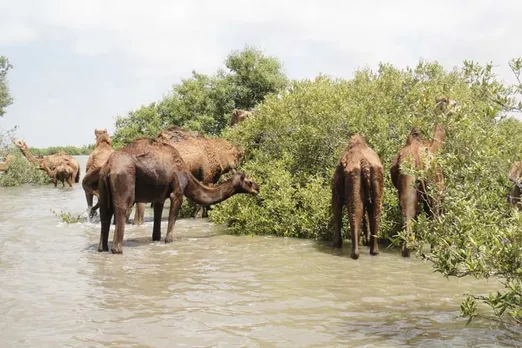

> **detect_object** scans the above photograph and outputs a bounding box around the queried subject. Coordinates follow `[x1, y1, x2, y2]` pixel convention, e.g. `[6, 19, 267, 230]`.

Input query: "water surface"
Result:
[0, 156, 520, 347]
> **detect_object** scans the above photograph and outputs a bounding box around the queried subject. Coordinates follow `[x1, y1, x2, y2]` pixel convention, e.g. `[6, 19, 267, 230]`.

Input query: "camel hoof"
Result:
[350, 251, 360, 260]
[152, 234, 161, 242]
[401, 247, 411, 258]
[111, 247, 123, 254]
[370, 249, 379, 256]
[164, 236, 173, 244]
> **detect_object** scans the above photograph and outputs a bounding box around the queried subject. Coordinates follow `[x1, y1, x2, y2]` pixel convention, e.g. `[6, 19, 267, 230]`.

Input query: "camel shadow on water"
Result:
[83, 216, 227, 252]
[313, 239, 402, 259]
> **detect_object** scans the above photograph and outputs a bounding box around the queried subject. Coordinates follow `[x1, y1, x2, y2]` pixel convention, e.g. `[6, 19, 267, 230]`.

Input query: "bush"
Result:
[209, 59, 522, 323]
[0, 152, 50, 186]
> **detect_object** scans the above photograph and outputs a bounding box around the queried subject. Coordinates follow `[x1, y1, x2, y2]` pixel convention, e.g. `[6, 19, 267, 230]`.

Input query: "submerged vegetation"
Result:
[1, 48, 521, 323]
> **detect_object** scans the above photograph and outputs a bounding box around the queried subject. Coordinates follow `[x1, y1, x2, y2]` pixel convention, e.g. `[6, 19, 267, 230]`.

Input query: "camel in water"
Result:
[390, 96, 460, 257]
[332, 135, 384, 259]
[12, 139, 81, 183]
[98, 137, 259, 254]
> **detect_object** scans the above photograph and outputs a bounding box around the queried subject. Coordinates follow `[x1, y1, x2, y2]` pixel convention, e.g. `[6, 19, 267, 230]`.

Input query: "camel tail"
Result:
[360, 158, 372, 204]
[75, 164, 81, 183]
[99, 170, 112, 211]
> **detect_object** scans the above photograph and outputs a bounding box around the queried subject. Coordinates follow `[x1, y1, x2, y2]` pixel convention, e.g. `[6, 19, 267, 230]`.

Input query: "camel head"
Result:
[94, 128, 108, 137]
[231, 172, 260, 195]
[230, 109, 252, 126]
[347, 134, 367, 149]
[13, 139, 28, 150]
[405, 127, 422, 145]
[435, 96, 461, 115]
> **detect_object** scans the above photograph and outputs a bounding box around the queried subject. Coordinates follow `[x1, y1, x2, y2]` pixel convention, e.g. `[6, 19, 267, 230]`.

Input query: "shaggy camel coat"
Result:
[332, 135, 384, 260]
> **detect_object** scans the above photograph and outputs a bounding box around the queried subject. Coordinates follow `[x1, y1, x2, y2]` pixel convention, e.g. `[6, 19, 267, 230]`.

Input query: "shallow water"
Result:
[0, 156, 520, 347]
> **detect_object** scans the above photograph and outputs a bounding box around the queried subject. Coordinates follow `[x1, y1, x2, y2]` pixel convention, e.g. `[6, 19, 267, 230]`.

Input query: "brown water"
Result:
[0, 156, 520, 347]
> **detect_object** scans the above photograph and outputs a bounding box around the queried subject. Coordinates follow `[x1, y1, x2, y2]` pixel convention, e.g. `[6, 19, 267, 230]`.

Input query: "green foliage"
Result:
[0, 56, 13, 117]
[112, 102, 165, 148]
[112, 47, 288, 146]
[51, 209, 83, 224]
[29, 144, 94, 156]
[0, 152, 50, 187]
[210, 59, 522, 323]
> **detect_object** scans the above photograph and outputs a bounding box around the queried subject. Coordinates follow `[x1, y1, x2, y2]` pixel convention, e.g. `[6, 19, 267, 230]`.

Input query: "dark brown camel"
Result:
[98, 138, 259, 254]
[332, 135, 384, 259]
[508, 161, 522, 209]
[40, 161, 74, 187]
[13, 139, 81, 183]
[390, 97, 458, 257]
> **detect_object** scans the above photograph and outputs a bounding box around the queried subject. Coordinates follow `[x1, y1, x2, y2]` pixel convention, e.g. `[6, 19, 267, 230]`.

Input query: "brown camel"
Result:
[150, 126, 244, 218]
[82, 128, 115, 218]
[40, 161, 74, 187]
[332, 135, 384, 259]
[97, 138, 259, 254]
[13, 139, 81, 183]
[0, 154, 13, 172]
[508, 161, 522, 209]
[230, 109, 253, 127]
[390, 96, 459, 257]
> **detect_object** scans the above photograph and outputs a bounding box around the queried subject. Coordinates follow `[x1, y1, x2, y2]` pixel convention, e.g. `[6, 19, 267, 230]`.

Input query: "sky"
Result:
[0, 0, 521, 147]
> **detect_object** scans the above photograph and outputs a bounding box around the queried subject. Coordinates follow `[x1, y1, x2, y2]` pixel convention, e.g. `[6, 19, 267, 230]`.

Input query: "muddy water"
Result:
[0, 156, 520, 347]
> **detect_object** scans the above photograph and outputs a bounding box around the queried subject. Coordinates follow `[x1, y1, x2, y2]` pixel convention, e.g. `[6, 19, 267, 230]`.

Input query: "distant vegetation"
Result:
[0, 48, 521, 323]
[29, 144, 94, 156]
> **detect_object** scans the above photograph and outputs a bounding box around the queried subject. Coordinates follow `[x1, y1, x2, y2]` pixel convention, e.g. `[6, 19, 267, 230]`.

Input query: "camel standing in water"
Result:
[132, 126, 245, 219]
[390, 96, 459, 257]
[98, 138, 259, 254]
[40, 161, 74, 187]
[12, 139, 80, 183]
[332, 135, 384, 259]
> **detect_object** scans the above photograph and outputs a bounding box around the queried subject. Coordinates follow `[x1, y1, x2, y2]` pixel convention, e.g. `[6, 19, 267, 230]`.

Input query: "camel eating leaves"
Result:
[98, 138, 259, 254]
[390, 96, 459, 257]
[12, 139, 80, 183]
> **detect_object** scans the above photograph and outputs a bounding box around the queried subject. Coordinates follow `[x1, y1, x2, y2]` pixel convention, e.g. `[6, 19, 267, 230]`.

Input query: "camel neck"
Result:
[183, 173, 236, 205]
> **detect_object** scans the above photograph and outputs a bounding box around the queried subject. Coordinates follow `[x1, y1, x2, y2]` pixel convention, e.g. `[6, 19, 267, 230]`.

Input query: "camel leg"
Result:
[133, 203, 145, 226]
[347, 173, 363, 260]
[368, 167, 383, 256]
[111, 175, 135, 254]
[194, 204, 204, 219]
[400, 176, 418, 258]
[331, 165, 344, 248]
[165, 191, 183, 243]
[151, 201, 165, 242]
[111, 205, 128, 254]
[98, 200, 113, 253]
[82, 169, 100, 218]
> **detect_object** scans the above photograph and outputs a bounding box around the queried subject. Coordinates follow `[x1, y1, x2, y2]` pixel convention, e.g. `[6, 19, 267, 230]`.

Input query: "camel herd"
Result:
[3, 100, 522, 256]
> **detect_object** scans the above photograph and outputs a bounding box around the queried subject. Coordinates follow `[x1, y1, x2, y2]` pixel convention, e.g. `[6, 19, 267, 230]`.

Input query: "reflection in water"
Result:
[0, 156, 520, 347]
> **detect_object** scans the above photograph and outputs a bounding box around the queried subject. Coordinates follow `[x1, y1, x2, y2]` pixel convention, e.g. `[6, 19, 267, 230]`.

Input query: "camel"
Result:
[332, 135, 384, 259]
[0, 154, 13, 172]
[230, 109, 253, 127]
[149, 126, 245, 218]
[508, 161, 522, 209]
[12, 139, 80, 183]
[97, 137, 259, 254]
[82, 128, 115, 218]
[390, 96, 459, 257]
[40, 161, 74, 187]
